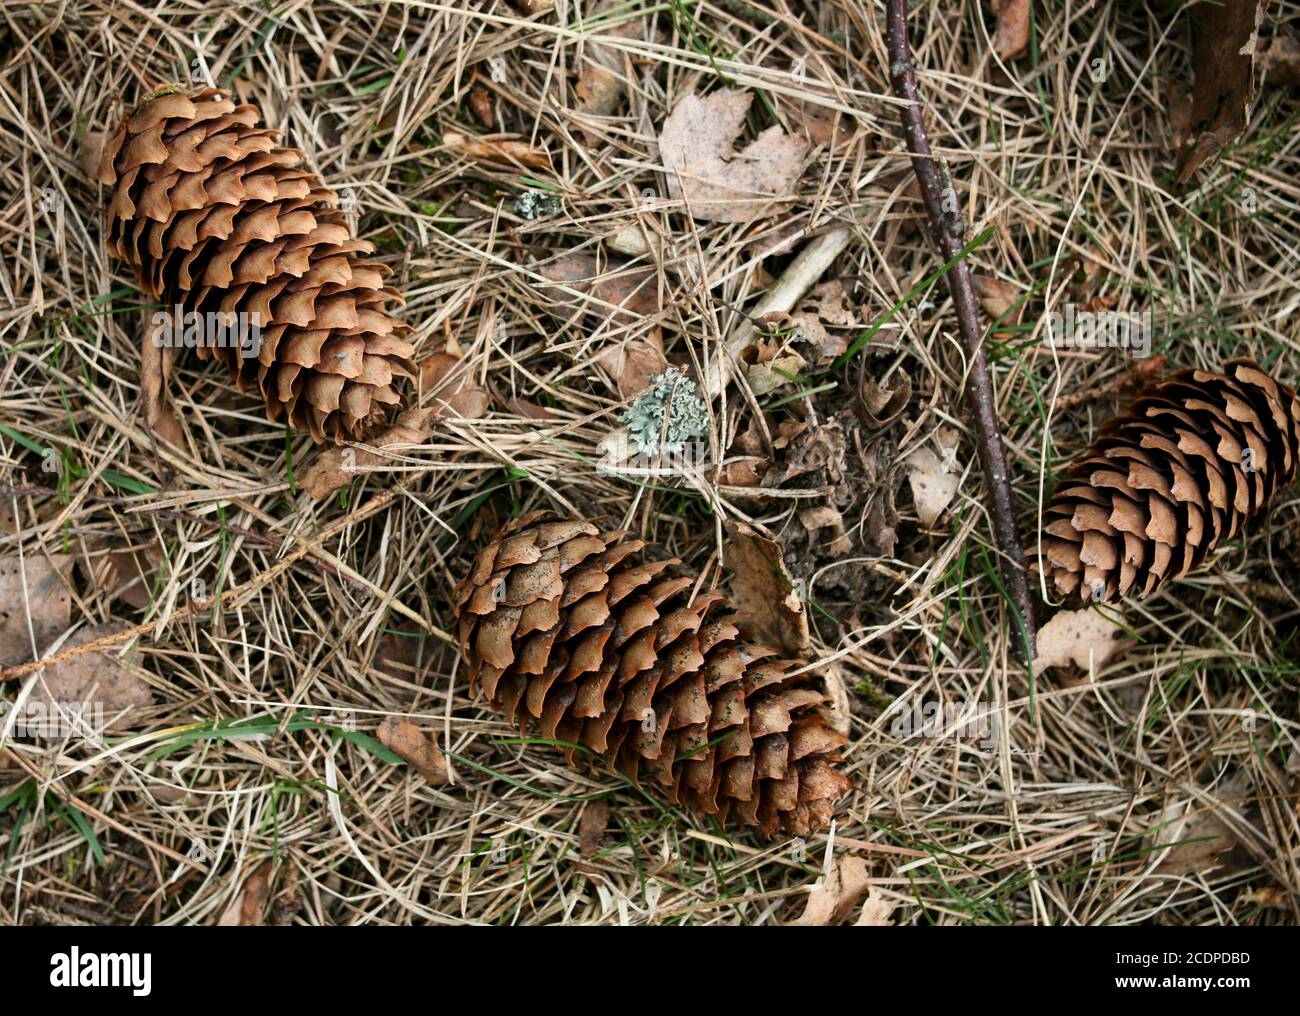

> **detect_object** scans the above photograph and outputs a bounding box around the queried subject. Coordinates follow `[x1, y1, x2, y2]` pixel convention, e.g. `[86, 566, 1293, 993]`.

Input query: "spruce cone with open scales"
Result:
[453, 513, 852, 836]
[97, 85, 414, 443]
[1040, 359, 1300, 603]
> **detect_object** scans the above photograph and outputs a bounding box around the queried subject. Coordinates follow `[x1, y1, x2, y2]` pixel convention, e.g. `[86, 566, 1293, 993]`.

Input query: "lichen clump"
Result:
[621, 367, 709, 454]
[512, 189, 562, 220]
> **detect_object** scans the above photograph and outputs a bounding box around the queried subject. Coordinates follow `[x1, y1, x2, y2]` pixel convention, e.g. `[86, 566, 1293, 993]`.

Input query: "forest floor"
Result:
[1, 0, 1298, 925]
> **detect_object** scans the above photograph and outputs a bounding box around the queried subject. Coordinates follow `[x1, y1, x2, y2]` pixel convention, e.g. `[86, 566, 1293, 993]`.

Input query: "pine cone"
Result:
[1040, 359, 1300, 602]
[97, 85, 414, 443]
[453, 513, 852, 836]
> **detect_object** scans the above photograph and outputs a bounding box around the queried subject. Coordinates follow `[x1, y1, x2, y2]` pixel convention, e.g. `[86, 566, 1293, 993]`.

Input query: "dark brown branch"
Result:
[885, 0, 1036, 664]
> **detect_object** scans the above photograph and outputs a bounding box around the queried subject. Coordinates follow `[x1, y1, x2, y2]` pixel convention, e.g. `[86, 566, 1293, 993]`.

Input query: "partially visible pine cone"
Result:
[97, 85, 414, 443]
[453, 513, 852, 836]
[1040, 359, 1300, 602]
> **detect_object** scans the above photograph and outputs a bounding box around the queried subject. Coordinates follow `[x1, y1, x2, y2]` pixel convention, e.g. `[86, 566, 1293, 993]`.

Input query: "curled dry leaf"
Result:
[904, 447, 959, 526]
[26, 622, 151, 736]
[377, 717, 451, 784]
[579, 797, 611, 857]
[658, 87, 808, 223]
[800, 505, 852, 557]
[792, 855, 871, 926]
[299, 407, 434, 500]
[443, 130, 550, 170]
[853, 373, 912, 429]
[1176, 0, 1268, 186]
[0, 554, 72, 667]
[1035, 607, 1125, 671]
[723, 520, 810, 657]
[789, 100, 859, 151]
[990, 0, 1031, 61]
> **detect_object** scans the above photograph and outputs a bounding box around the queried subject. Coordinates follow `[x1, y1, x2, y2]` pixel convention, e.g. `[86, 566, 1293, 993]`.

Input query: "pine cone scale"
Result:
[1040, 359, 1300, 602]
[100, 85, 413, 442]
[454, 513, 851, 836]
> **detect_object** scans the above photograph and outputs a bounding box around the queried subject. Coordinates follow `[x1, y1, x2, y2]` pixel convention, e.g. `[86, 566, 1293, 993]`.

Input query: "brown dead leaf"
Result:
[762, 418, 847, 487]
[217, 860, 273, 926]
[809, 279, 855, 327]
[508, 397, 560, 420]
[369, 625, 425, 687]
[80, 538, 162, 611]
[791, 855, 871, 926]
[658, 88, 807, 223]
[723, 520, 809, 656]
[80, 129, 107, 182]
[468, 83, 495, 129]
[853, 373, 912, 429]
[595, 329, 667, 398]
[537, 252, 665, 395]
[990, 0, 1031, 61]
[855, 885, 896, 926]
[139, 336, 183, 448]
[1035, 608, 1124, 671]
[904, 447, 959, 526]
[536, 252, 658, 326]
[579, 797, 610, 857]
[576, 0, 641, 117]
[865, 498, 898, 558]
[1258, 31, 1300, 86]
[1176, 1, 1268, 187]
[377, 717, 451, 784]
[0, 554, 72, 667]
[444, 130, 550, 170]
[746, 349, 806, 397]
[301, 353, 487, 499]
[1153, 771, 1254, 876]
[26, 622, 151, 736]
[300, 407, 435, 500]
[973, 274, 1024, 338]
[721, 455, 767, 487]
[789, 101, 858, 151]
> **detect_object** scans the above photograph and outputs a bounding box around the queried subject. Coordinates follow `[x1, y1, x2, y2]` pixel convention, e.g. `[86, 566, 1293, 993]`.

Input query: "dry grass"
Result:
[1, 0, 1298, 925]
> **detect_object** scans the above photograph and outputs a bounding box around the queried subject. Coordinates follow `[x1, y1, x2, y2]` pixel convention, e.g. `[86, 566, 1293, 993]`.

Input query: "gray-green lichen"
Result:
[621, 367, 709, 454]
[512, 189, 562, 220]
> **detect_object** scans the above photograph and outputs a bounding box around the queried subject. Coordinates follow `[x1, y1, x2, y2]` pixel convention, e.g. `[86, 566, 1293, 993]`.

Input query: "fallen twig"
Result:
[885, 0, 1036, 664]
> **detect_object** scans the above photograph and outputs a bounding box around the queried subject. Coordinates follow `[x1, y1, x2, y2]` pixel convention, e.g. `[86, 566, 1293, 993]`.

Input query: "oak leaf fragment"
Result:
[658, 88, 807, 223]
